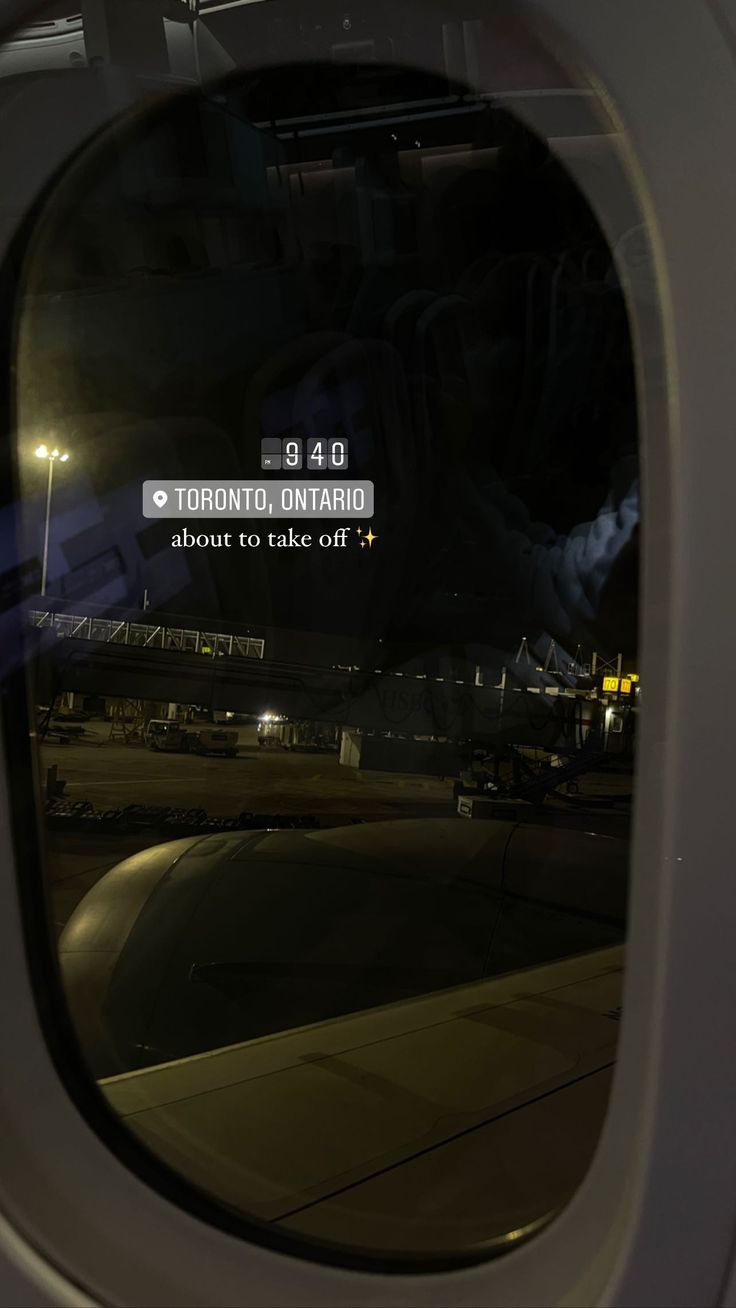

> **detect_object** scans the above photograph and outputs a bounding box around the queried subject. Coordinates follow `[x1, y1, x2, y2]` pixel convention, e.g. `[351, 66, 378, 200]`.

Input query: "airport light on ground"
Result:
[35, 443, 71, 596]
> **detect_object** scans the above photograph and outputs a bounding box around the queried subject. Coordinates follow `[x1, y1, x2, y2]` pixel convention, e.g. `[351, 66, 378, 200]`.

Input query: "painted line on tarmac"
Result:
[63, 777, 208, 786]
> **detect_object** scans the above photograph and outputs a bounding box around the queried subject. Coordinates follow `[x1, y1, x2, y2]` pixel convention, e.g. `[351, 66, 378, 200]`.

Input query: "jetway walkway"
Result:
[27, 606, 601, 747]
[31, 632, 570, 747]
[29, 609, 265, 660]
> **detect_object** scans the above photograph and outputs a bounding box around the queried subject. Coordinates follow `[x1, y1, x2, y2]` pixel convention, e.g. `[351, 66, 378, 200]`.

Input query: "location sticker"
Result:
[153, 490, 168, 508]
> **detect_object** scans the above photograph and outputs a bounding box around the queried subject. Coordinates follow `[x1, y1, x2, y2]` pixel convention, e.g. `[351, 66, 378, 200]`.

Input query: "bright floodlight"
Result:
[36, 444, 71, 462]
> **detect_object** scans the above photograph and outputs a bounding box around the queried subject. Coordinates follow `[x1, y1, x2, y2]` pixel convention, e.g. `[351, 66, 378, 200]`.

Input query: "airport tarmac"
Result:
[40, 723, 453, 820]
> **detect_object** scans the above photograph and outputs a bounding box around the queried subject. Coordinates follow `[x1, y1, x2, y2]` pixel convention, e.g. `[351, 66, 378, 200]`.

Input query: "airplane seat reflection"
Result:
[297, 242, 362, 330]
[412, 294, 487, 464]
[383, 287, 436, 361]
[242, 329, 353, 471]
[346, 255, 421, 338]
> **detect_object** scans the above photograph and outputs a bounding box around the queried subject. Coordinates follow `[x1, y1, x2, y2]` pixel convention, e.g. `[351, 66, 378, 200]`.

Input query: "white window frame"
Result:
[1, 1, 736, 1303]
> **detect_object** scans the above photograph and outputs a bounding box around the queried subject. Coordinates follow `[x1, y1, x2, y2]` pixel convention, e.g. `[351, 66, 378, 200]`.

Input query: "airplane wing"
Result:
[101, 944, 622, 1254]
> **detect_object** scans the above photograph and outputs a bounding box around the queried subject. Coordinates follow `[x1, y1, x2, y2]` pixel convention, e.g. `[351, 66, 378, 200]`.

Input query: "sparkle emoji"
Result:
[358, 527, 378, 549]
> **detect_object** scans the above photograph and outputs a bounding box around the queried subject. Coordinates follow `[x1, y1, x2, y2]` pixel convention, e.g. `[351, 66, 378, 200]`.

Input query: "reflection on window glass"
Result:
[3, 0, 649, 1265]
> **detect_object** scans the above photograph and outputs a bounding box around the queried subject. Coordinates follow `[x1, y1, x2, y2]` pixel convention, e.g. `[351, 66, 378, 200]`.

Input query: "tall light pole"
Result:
[35, 444, 70, 597]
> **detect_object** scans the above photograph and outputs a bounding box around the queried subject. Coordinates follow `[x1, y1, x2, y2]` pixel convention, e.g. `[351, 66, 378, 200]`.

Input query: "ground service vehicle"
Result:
[145, 719, 239, 756]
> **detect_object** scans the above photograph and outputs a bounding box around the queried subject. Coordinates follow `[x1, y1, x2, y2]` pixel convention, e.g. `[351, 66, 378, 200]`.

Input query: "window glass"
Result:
[2, 0, 648, 1265]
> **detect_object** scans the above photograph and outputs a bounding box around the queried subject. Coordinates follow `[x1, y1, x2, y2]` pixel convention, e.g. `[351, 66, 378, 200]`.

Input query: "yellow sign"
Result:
[602, 676, 620, 692]
[620, 679, 632, 694]
[629, 673, 640, 683]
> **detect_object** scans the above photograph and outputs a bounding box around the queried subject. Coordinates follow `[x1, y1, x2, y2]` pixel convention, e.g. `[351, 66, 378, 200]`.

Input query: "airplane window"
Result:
[1, 0, 649, 1269]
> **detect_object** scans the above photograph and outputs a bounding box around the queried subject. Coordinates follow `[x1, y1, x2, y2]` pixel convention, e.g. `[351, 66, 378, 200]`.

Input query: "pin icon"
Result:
[153, 490, 168, 508]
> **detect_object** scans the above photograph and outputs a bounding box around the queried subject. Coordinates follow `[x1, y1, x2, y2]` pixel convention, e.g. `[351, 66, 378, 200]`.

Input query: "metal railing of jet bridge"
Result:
[28, 610, 265, 659]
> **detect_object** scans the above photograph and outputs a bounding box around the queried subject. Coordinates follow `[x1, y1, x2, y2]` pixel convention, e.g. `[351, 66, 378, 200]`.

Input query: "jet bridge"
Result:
[30, 608, 573, 746]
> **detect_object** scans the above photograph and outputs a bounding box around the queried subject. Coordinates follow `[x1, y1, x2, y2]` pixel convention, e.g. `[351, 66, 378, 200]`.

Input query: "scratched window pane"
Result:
[5, 0, 652, 1265]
